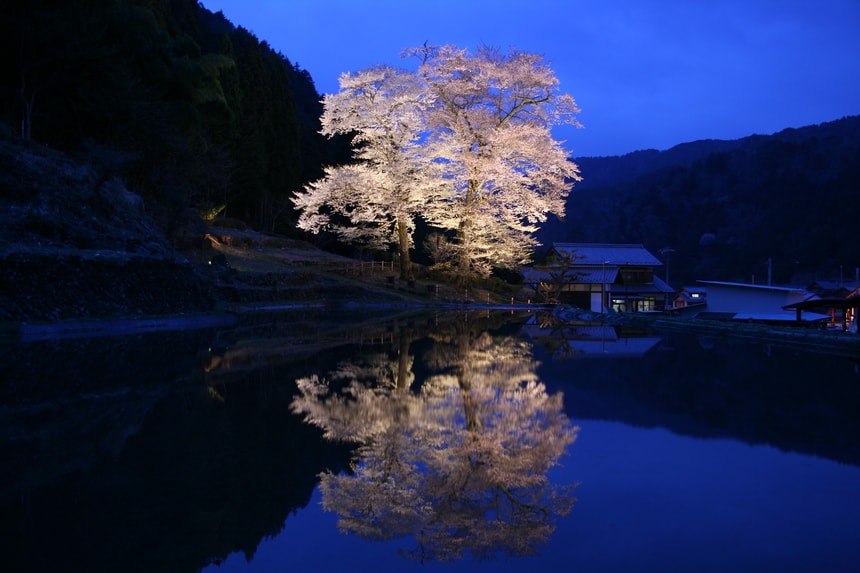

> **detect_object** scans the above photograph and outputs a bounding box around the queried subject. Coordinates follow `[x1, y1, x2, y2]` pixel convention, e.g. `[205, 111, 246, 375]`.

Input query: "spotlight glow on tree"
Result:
[407, 44, 582, 282]
[293, 44, 581, 284]
[292, 65, 442, 279]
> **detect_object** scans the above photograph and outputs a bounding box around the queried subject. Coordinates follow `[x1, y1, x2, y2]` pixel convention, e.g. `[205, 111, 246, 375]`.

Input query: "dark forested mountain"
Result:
[0, 0, 339, 236]
[543, 115, 860, 287]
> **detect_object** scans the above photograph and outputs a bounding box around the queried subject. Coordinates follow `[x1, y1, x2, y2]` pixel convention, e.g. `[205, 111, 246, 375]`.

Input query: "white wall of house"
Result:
[698, 281, 806, 317]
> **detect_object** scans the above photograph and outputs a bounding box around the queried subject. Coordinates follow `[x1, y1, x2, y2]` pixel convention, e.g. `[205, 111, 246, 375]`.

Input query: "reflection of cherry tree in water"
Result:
[291, 321, 579, 562]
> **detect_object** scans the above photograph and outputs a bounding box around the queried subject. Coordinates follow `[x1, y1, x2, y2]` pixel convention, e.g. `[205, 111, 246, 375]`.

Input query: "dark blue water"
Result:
[2, 310, 859, 572]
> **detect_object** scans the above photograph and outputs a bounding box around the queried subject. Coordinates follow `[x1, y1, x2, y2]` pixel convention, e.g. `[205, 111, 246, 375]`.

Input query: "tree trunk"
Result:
[455, 218, 473, 287]
[397, 219, 413, 280]
[454, 181, 479, 286]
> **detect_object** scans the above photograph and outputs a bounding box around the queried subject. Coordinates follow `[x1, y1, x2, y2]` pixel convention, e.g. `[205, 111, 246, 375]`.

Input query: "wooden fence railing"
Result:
[345, 260, 398, 275]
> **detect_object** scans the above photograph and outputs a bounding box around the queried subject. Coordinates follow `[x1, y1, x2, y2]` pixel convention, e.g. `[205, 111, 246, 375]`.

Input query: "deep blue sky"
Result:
[202, 0, 860, 158]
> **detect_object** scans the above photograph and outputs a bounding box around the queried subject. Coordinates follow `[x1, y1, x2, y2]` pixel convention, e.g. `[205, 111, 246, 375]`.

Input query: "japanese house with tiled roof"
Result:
[523, 243, 675, 312]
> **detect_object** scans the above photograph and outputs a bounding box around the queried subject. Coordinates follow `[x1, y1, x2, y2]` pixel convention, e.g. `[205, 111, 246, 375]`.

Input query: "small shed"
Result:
[783, 296, 860, 331]
[673, 286, 707, 309]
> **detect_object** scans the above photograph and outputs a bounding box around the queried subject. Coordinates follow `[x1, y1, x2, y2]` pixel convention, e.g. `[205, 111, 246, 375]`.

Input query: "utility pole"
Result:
[658, 248, 675, 311]
[659, 247, 675, 285]
[601, 260, 606, 313]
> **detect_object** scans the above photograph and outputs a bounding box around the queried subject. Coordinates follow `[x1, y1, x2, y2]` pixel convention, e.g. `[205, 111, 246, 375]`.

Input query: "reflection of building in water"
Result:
[521, 315, 663, 359]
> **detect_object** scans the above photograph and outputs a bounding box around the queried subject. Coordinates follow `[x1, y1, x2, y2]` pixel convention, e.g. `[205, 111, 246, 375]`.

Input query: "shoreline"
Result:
[3, 302, 555, 343]
[7, 302, 859, 359]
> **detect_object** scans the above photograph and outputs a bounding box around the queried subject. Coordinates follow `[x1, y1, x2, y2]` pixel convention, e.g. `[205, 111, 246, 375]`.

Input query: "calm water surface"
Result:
[2, 309, 859, 573]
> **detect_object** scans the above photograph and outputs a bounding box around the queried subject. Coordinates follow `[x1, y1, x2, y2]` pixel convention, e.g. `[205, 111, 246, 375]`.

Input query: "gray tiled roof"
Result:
[522, 267, 618, 285]
[553, 243, 663, 266]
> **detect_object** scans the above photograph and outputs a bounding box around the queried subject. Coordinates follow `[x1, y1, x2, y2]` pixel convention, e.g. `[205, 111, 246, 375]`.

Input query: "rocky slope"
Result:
[0, 137, 444, 326]
[0, 138, 219, 323]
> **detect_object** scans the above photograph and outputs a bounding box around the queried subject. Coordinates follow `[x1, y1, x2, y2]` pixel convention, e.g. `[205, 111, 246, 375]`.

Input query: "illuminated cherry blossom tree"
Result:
[292, 66, 443, 279]
[406, 44, 582, 282]
[294, 45, 581, 284]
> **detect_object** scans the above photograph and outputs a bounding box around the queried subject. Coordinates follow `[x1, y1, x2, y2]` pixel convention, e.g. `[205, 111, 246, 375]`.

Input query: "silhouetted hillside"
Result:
[542, 115, 860, 286]
[0, 0, 340, 236]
